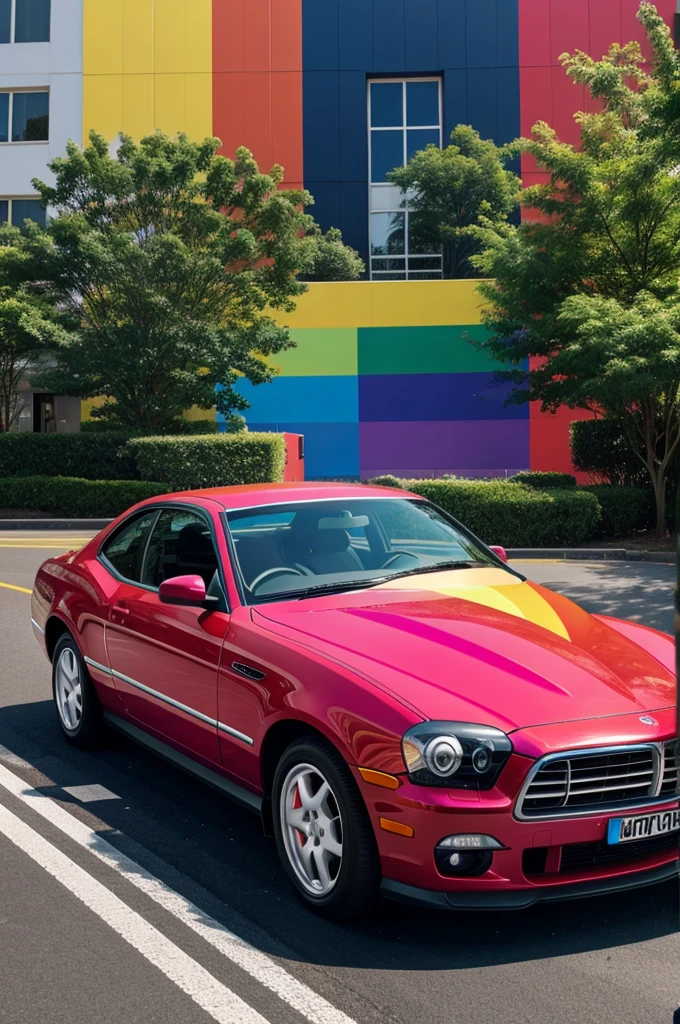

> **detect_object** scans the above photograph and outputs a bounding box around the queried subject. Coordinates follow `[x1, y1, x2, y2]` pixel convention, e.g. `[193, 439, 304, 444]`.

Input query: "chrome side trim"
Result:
[84, 657, 254, 746]
[102, 712, 262, 813]
[217, 721, 255, 747]
[514, 743, 677, 821]
[31, 618, 45, 635]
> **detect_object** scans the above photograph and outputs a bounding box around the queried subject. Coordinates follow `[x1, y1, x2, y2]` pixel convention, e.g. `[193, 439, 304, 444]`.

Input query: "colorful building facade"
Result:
[2, 0, 677, 466]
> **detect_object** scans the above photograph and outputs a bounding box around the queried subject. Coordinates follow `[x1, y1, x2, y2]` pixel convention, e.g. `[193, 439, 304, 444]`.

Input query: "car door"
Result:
[102, 504, 228, 766]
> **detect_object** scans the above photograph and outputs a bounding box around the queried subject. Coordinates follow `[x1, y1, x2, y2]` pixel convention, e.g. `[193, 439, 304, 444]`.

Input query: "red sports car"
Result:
[31, 483, 679, 918]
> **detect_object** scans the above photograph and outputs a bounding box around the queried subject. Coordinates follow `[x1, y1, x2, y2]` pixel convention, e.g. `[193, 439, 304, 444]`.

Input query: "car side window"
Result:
[100, 512, 158, 583]
[141, 508, 220, 590]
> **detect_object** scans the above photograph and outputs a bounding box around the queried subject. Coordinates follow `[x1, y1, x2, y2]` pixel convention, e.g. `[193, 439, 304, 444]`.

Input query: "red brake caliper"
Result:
[292, 783, 304, 845]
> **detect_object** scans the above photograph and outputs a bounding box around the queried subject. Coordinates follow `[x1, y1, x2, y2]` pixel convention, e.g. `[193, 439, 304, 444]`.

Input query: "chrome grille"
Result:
[661, 740, 680, 797]
[517, 743, 678, 820]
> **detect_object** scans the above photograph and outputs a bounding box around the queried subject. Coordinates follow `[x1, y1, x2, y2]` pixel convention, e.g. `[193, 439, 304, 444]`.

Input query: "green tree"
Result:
[388, 125, 520, 279]
[299, 226, 365, 282]
[17, 130, 319, 431]
[0, 225, 67, 433]
[473, 6, 680, 534]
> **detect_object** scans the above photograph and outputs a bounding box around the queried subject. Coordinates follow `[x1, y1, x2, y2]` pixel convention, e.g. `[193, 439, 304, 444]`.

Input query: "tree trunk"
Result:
[651, 472, 666, 537]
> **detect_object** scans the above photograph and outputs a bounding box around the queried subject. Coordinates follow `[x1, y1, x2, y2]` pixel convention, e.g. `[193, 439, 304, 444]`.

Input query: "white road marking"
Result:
[62, 784, 121, 803]
[0, 759, 358, 1024]
[0, 800, 269, 1024]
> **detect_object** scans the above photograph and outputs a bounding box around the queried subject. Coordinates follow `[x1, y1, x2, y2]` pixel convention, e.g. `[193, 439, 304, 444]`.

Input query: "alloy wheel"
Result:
[55, 647, 83, 732]
[280, 763, 344, 896]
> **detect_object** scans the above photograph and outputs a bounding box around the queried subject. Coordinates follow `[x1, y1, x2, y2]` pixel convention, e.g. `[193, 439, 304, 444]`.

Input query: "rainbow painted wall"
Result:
[72, 0, 678, 478]
[225, 281, 528, 480]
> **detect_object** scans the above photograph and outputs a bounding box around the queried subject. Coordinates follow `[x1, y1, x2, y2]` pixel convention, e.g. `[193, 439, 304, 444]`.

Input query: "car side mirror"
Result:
[159, 575, 208, 607]
[489, 545, 508, 564]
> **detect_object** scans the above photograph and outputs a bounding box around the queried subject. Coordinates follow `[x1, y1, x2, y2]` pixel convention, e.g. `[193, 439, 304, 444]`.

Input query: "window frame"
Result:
[0, 195, 47, 227]
[0, 88, 49, 144]
[367, 77, 444, 282]
[0, 0, 51, 44]
[98, 502, 229, 610]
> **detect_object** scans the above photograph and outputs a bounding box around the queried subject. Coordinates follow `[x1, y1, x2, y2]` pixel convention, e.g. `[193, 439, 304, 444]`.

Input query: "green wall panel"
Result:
[270, 328, 358, 376]
[358, 325, 502, 375]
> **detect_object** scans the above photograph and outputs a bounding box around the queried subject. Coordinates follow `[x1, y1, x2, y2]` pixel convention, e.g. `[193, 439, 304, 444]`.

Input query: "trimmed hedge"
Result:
[509, 471, 577, 489]
[584, 486, 655, 539]
[128, 433, 286, 490]
[0, 477, 166, 518]
[80, 419, 219, 435]
[375, 478, 601, 548]
[570, 419, 651, 486]
[0, 432, 137, 480]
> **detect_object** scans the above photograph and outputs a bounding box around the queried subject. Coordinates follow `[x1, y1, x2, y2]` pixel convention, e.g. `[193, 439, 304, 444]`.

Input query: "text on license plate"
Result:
[607, 809, 680, 845]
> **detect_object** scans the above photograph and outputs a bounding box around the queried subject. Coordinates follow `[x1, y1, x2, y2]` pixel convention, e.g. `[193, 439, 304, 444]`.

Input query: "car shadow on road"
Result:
[0, 699, 677, 976]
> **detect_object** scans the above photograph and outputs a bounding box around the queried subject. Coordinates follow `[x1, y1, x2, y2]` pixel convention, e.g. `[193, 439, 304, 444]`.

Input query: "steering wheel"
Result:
[380, 551, 420, 570]
[249, 566, 307, 593]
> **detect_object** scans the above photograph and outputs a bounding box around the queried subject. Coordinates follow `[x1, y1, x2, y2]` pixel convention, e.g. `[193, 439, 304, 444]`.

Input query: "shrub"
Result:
[570, 419, 651, 486]
[128, 433, 286, 490]
[0, 477, 166, 518]
[391, 479, 601, 547]
[367, 475, 402, 488]
[0, 432, 137, 480]
[584, 486, 655, 539]
[81, 418, 218, 435]
[509, 471, 577, 489]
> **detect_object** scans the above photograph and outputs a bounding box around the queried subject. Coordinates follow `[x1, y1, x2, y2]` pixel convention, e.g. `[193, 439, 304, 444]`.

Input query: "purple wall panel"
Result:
[359, 420, 530, 479]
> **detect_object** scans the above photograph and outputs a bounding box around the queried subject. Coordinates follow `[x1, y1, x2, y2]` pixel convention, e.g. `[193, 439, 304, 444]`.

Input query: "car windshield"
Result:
[225, 498, 511, 604]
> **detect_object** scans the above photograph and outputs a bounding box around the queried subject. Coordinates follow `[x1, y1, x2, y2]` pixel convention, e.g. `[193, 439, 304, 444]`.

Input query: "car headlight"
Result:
[401, 722, 513, 789]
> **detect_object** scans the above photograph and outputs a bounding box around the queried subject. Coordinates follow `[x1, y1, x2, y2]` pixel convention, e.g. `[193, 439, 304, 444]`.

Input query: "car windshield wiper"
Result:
[253, 561, 490, 603]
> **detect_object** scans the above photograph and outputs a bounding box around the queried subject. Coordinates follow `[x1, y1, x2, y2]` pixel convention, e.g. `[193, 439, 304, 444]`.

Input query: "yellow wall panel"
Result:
[154, 0, 187, 74]
[122, 75, 155, 139]
[83, 75, 123, 141]
[122, 0, 153, 75]
[185, 0, 213, 74]
[154, 73, 187, 135]
[274, 281, 488, 330]
[83, 0, 123, 76]
[184, 74, 213, 140]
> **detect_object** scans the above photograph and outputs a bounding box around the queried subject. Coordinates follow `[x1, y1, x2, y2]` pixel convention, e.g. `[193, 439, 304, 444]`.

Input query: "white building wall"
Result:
[0, 0, 83, 196]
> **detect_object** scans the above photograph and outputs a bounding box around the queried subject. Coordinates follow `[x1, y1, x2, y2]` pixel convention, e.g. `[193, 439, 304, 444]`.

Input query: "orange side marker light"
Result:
[358, 768, 401, 790]
[379, 818, 414, 838]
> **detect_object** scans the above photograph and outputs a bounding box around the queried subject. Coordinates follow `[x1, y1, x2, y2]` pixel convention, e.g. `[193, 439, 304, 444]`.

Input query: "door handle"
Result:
[114, 601, 128, 615]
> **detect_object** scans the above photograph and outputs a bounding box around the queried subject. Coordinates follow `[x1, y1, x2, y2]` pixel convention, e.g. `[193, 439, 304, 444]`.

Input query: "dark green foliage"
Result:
[584, 486, 655, 538]
[388, 125, 520, 279]
[80, 418, 218, 435]
[0, 476, 165, 517]
[298, 227, 365, 282]
[0, 432, 137, 480]
[570, 419, 654, 486]
[371, 478, 601, 548]
[128, 433, 286, 490]
[366, 475, 402, 488]
[509, 471, 577, 489]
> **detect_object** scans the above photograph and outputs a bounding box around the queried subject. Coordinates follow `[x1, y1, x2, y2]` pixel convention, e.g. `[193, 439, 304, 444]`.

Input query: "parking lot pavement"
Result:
[0, 534, 678, 1024]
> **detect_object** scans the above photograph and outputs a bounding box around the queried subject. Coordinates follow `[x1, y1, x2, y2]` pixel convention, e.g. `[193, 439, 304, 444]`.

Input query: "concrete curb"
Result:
[507, 548, 677, 564]
[0, 519, 112, 531]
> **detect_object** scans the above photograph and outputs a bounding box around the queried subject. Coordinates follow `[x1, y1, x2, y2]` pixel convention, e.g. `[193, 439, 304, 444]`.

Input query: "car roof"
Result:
[160, 482, 419, 511]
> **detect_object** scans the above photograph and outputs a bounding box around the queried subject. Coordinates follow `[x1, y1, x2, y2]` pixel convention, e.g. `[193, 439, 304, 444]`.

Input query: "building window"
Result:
[0, 90, 49, 142]
[368, 79, 443, 281]
[0, 197, 47, 228]
[0, 0, 50, 43]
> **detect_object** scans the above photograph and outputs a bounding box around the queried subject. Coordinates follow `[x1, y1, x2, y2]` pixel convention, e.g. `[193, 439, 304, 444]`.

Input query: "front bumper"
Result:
[353, 748, 679, 903]
[381, 860, 679, 910]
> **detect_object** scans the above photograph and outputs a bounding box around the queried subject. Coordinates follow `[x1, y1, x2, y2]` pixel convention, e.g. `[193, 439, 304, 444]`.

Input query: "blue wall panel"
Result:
[338, 0, 373, 70]
[238, 376, 359, 424]
[438, 0, 467, 70]
[303, 71, 340, 181]
[359, 373, 528, 422]
[443, 69, 468, 139]
[339, 181, 369, 258]
[496, 67, 520, 145]
[372, 0, 406, 72]
[306, 181, 341, 234]
[248, 422, 360, 479]
[302, 0, 339, 72]
[465, 0, 497, 68]
[404, 0, 438, 72]
[466, 68, 497, 142]
[338, 71, 368, 180]
[495, 0, 519, 66]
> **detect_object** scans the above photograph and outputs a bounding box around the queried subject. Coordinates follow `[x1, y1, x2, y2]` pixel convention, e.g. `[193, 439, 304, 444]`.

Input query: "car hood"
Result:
[252, 568, 675, 732]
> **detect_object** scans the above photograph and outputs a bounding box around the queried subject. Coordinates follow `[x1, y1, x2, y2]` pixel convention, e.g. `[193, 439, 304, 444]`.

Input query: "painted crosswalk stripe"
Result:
[0, 800, 270, 1024]
[0, 759, 357, 1024]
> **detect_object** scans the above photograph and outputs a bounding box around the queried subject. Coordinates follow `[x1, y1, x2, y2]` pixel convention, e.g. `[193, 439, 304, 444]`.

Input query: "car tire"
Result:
[272, 735, 381, 919]
[52, 634, 103, 748]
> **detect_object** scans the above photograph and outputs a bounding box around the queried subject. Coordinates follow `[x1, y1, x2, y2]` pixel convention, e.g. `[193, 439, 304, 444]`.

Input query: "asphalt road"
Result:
[0, 533, 678, 1024]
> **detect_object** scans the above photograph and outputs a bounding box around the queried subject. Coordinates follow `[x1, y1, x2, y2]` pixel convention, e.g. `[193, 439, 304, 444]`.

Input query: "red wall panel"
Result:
[212, 0, 303, 186]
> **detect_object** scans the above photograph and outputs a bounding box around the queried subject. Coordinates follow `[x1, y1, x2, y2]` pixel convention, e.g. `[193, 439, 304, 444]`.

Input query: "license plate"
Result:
[607, 809, 680, 845]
